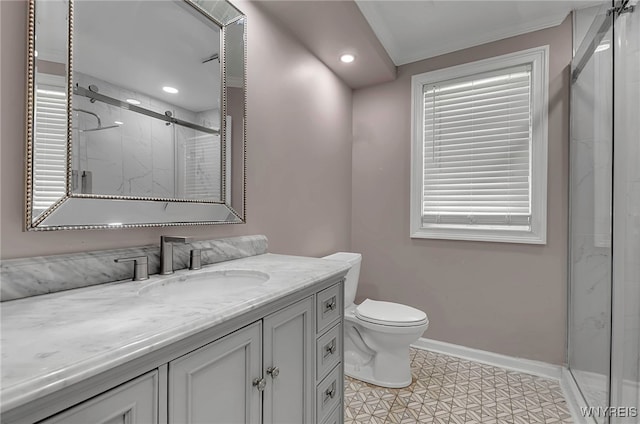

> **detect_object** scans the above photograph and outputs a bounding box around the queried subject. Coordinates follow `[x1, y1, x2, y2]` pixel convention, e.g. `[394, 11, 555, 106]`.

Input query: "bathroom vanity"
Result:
[0, 252, 348, 424]
[6, 0, 352, 418]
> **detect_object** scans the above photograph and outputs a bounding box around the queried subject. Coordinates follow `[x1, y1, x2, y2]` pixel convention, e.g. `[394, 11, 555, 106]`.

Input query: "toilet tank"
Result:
[322, 252, 362, 309]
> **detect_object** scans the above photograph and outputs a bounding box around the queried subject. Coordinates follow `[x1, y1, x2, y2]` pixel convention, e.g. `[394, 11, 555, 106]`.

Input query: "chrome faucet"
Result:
[160, 236, 193, 275]
[114, 255, 149, 281]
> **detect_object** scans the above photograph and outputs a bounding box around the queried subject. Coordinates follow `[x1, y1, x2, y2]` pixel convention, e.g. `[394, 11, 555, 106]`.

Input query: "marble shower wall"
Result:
[72, 72, 221, 199]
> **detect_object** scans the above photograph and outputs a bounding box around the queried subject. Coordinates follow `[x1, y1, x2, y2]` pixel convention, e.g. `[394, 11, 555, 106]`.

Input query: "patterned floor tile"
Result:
[344, 348, 573, 423]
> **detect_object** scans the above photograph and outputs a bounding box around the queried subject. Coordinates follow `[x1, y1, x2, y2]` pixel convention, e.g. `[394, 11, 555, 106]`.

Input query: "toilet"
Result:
[323, 252, 429, 388]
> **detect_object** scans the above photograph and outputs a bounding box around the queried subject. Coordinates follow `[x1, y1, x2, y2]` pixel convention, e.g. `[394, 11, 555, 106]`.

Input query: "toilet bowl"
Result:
[323, 252, 429, 388]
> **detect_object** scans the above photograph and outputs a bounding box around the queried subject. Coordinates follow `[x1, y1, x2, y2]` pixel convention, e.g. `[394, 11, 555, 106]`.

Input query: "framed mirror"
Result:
[25, 0, 246, 230]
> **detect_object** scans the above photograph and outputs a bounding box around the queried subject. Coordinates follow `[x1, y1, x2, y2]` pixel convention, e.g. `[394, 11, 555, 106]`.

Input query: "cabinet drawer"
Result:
[316, 364, 342, 424]
[316, 283, 342, 333]
[316, 323, 341, 381]
[321, 402, 342, 424]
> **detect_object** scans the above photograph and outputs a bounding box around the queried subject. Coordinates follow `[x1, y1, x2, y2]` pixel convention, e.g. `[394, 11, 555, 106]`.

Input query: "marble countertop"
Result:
[0, 253, 350, 413]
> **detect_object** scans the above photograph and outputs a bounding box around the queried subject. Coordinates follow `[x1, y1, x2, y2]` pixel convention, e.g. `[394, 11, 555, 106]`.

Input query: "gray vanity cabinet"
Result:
[38, 371, 159, 424]
[169, 297, 315, 424]
[263, 296, 315, 424]
[169, 322, 263, 424]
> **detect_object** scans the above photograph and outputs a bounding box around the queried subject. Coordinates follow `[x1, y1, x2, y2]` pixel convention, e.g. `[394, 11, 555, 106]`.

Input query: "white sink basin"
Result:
[139, 270, 270, 302]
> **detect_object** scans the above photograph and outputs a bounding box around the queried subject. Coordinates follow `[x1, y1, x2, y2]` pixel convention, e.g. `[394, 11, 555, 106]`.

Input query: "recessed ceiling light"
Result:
[340, 54, 355, 63]
[114, 121, 124, 125]
[162, 86, 179, 94]
[126, 98, 141, 105]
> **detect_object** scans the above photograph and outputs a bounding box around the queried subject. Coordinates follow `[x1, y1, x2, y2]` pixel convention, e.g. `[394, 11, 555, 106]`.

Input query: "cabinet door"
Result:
[39, 371, 158, 424]
[169, 322, 262, 424]
[262, 297, 314, 424]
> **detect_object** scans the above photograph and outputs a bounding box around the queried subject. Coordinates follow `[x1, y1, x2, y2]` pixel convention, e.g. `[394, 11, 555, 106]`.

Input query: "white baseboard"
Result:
[411, 337, 563, 380]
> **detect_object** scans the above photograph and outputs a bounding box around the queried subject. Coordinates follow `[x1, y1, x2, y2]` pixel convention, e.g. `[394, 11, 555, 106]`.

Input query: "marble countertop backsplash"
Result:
[0, 235, 268, 301]
[0, 251, 350, 414]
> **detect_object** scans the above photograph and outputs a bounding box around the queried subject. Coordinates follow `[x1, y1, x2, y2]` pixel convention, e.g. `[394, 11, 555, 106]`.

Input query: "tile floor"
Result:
[343, 348, 573, 424]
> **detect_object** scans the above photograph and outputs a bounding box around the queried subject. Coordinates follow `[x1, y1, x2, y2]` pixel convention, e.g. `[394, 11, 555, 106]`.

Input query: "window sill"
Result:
[410, 226, 546, 245]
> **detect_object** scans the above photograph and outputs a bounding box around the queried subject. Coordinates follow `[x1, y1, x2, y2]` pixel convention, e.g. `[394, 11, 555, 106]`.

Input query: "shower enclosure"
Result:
[569, 1, 639, 423]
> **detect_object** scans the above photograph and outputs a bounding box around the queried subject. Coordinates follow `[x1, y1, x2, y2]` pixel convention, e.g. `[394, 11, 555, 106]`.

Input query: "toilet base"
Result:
[343, 306, 427, 389]
[343, 345, 414, 388]
[344, 361, 413, 389]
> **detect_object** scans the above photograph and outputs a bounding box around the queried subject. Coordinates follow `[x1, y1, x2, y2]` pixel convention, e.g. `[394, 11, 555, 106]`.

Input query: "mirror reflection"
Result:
[71, 1, 222, 200]
[28, 0, 246, 229]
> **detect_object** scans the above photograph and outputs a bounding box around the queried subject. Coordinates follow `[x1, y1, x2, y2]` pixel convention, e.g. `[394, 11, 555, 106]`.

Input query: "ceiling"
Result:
[37, 0, 223, 113]
[259, 0, 606, 89]
[255, 0, 396, 89]
[73, 1, 221, 112]
[355, 0, 605, 66]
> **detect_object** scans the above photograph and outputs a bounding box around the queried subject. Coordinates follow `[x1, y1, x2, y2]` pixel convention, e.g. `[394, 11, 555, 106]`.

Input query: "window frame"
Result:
[410, 46, 549, 244]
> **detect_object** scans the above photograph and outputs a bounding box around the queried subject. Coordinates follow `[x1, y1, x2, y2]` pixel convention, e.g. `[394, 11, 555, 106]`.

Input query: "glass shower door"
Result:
[569, 4, 614, 422]
[570, 2, 640, 423]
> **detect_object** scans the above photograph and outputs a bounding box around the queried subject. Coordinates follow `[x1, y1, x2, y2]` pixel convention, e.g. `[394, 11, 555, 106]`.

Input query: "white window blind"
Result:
[33, 80, 67, 214]
[184, 133, 221, 200]
[422, 65, 532, 227]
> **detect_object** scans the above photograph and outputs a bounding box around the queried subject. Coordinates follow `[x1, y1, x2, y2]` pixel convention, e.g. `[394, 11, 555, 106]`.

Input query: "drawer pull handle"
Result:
[323, 339, 337, 358]
[324, 381, 336, 403]
[252, 377, 266, 391]
[266, 366, 280, 378]
[324, 297, 337, 313]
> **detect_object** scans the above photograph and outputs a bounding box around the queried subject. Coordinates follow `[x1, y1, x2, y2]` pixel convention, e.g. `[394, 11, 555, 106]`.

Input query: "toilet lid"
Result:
[355, 299, 428, 327]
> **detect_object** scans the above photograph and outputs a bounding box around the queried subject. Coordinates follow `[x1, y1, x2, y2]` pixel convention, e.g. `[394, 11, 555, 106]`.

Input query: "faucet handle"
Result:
[189, 249, 202, 270]
[114, 255, 149, 281]
[189, 248, 216, 270]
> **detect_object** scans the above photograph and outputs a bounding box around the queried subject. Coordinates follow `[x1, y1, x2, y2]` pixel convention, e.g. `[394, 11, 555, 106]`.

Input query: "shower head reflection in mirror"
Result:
[72, 108, 121, 132]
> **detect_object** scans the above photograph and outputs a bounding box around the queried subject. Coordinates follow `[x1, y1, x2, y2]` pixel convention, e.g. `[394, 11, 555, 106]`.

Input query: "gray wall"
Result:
[351, 17, 571, 365]
[0, 0, 353, 259]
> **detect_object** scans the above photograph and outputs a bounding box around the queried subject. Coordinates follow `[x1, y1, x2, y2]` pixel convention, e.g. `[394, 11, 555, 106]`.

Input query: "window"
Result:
[33, 74, 68, 217]
[410, 46, 548, 244]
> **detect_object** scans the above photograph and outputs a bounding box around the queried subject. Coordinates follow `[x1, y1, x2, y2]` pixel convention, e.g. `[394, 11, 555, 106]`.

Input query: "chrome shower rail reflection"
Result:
[74, 85, 219, 135]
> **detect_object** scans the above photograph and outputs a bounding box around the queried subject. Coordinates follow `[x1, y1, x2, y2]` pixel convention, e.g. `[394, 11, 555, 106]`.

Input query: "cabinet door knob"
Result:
[266, 366, 280, 378]
[252, 377, 266, 391]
